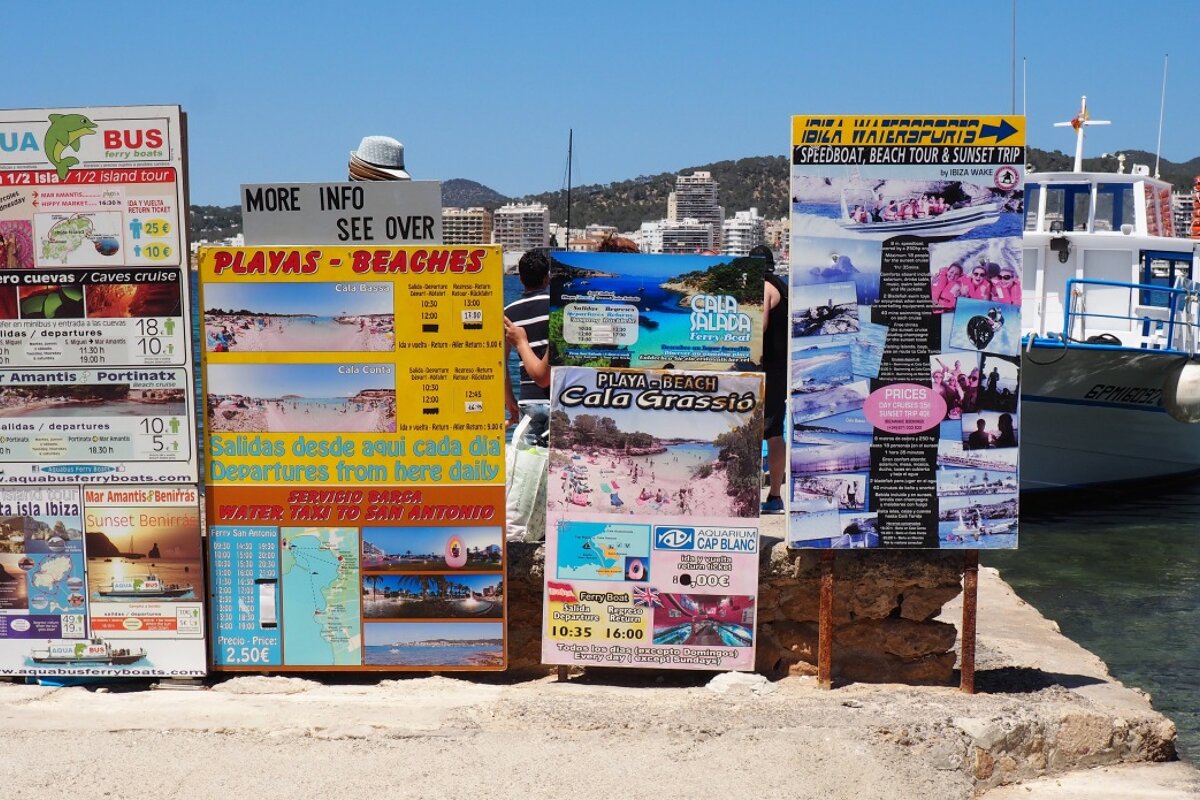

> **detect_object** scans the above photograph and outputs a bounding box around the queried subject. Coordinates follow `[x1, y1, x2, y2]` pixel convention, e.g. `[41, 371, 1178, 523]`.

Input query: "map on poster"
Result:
[541, 367, 762, 671]
[0, 485, 205, 677]
[280, 526, 361, 665]
[787, 115, 1024, 549]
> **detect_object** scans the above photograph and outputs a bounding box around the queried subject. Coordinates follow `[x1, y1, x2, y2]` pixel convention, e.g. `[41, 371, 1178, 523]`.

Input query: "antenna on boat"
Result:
[565, 128, 573, 248]
[1155, 54, 1168, 180]
[1010, 0, 1017, 114]
[1053, 96, 1110, 173]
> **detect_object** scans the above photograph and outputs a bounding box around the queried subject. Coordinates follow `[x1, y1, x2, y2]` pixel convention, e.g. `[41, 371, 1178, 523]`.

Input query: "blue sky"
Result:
[9, 1, 1198, 205]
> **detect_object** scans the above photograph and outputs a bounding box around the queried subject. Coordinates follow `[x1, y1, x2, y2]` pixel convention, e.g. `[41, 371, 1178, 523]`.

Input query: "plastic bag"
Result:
[505, 414, 548, 541]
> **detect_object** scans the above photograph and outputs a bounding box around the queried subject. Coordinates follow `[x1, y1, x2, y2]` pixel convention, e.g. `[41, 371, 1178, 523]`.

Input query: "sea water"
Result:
[986, 484, 1200, 762]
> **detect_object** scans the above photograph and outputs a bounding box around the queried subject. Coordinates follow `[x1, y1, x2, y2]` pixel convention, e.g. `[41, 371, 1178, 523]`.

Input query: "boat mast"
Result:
[565, 129, 573, 249]
[1155, 54, 1168, 179]
[1053, 96, 1110, 173]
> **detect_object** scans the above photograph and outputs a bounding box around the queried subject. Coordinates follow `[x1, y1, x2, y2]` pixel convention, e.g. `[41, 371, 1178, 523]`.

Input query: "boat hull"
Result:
[1020, 344, 1200, 490]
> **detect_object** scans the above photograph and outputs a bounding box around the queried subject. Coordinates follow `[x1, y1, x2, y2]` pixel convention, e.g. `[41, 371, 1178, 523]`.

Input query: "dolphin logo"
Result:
[43, 113, 97, 180]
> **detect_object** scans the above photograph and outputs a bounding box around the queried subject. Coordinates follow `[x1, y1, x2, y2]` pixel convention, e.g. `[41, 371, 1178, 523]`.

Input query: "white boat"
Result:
[1020, 97, 1200, 491]
[839, 201, 1002, 237]
[31, 637, 146, 666]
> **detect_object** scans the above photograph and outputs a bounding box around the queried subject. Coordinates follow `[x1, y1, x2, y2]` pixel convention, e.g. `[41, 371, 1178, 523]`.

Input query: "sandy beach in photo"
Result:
[547, 444, 747, 517]
[205, 314, 393, 352]
[204, 281, 395, 353]
[208, 395, 396, 433]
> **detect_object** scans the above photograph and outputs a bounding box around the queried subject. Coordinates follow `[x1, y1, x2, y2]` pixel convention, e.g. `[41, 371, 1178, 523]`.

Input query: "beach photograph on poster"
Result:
[0, 220, 34, 269]
[947, 298, 1021, 356]
[361, 526, 502, 572]
[548, 368, 764, 518]
[362, 621, 503, 667]
[203, 282, 394, 353]
[84, 503, 201, 603]
[206, 363, 396, 433]
[789, 235, 882, 306]
[937, 491, 1018, 548]
[362, 573, 503, 619]
[19, 284, 84, 319]
[792, 472, 869, 512]
[0, 383, 185, 419]
[928, 237, 1023, 313]
[792, 281, 860, 337]
[793, 408, 874, 441]
[961, 410, 1019, 450]
[549, 251, 765, 369]
[651, 593, 754, 648]
[85, 280, 182, 318]
[790, 173, 1023, 243]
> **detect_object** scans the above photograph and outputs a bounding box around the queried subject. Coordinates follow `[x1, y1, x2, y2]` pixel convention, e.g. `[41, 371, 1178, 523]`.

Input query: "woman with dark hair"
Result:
[994, 413, 1017, 447]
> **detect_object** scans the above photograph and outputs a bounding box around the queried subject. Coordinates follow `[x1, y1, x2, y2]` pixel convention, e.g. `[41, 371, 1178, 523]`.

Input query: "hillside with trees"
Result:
[188, 147, 1199, 239]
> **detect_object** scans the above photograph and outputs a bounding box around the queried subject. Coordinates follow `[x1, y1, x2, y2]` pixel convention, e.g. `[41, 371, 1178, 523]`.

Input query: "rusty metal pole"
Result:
[960, 550, 980, 694]
[818, 550, 835, 689]
[557, 665, 569, 682]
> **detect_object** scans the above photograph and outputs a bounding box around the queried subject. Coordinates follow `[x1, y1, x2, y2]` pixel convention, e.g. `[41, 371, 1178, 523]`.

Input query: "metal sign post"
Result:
[960, 551, 980, 693]
[818, 551, 835, 689]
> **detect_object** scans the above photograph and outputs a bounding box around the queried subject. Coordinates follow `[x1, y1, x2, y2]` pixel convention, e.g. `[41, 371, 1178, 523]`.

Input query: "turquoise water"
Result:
[364, 643, 499, 666]
[986, 485, 1200, 762]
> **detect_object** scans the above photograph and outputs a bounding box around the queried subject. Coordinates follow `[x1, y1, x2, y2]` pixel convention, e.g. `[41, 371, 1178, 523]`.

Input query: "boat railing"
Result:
[1053, 277, 1200, 356]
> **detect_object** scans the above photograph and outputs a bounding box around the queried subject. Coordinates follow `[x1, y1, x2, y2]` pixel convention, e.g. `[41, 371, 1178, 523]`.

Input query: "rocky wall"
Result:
[506, 538, 966, 684]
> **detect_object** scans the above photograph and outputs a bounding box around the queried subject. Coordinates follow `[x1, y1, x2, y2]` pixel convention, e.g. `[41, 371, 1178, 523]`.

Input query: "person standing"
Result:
[503, 249, 551, 443]
[752, 245, 788, 514]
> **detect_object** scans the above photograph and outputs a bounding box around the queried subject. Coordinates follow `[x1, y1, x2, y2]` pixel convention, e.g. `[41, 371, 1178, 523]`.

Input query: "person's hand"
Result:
[503, 316, 528, 348]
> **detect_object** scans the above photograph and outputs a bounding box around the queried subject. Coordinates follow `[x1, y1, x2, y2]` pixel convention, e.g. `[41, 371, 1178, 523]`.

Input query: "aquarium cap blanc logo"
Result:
[43, 114, 97, 180]
[689, 294, 751, 341]
[655, 527, 695, 550]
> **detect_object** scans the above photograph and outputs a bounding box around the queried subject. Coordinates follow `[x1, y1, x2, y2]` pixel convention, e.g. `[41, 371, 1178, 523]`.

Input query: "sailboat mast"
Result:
[565, 129, 573, 248]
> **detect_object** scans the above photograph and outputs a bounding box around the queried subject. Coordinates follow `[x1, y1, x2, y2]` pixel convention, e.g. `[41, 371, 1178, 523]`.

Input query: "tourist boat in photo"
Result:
[1020, 97, 1200, 490]
[30, 637, 147, 665]
[839, 198, 1002, 237]
[96, 574, 194, 599]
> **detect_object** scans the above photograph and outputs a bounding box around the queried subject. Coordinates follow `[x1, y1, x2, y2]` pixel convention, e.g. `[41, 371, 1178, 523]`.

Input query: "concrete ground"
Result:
[0, 509, 1195, 799]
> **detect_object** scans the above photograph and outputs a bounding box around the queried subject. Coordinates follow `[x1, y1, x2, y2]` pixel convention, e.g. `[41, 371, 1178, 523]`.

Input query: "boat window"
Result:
[1023, 183, 1039, 231]
[1042, 184, 1090, 232]
[1094, 183, 1132, 232]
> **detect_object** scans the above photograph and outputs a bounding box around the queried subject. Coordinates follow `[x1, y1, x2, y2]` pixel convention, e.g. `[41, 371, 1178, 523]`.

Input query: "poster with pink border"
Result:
[541, 366, 762, 670]
[788, 115, 1024, 549]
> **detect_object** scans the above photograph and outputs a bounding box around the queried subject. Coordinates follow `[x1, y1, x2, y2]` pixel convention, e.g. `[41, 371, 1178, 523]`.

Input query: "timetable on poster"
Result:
[787, 115, 1024, 550]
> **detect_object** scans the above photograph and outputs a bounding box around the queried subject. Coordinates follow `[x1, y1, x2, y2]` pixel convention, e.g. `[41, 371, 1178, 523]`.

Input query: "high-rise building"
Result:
[442, 207, 492, 245]
[640, 218, 713, 254]
[668, 171, 723, 251]
[763, 217, 789, 251]
[722, 208, 765, 256]
[492, 203, 550, 251]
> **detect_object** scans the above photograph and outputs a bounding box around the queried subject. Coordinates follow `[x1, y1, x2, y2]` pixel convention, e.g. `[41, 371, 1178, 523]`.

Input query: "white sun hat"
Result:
[349, 135, 411, 180]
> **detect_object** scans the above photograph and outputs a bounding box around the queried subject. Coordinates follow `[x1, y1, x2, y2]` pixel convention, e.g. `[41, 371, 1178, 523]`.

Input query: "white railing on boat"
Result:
[1035, 277, 1200, 356]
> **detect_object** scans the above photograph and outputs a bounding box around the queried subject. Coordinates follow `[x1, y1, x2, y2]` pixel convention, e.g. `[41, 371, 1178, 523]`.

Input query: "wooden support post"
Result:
[960, 550, 980, 694]
[556, 665, 569, 683]
[818, 550, 835, 690]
